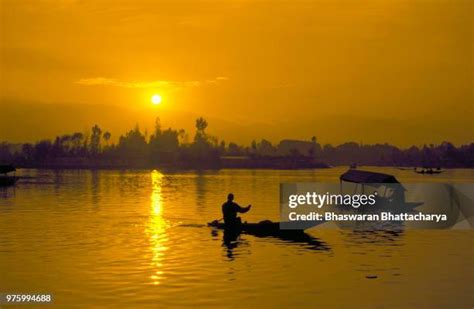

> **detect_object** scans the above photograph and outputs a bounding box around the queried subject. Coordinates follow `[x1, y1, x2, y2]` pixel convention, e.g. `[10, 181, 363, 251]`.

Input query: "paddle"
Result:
[209, 218, 223, 226]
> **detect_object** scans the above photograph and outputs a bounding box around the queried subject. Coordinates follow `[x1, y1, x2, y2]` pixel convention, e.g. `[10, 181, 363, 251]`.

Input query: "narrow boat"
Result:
[0, 165, 18, 187]
[414, 167, 443, 174]
[208, 220, 307, 237]
[208, 219, 329, 250]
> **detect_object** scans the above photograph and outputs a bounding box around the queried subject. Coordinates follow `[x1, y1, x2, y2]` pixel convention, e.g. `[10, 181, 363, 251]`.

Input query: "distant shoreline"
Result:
[12, 163, 473, 171]
[2, 120, 473, 170]
[13, 158, 331, 171]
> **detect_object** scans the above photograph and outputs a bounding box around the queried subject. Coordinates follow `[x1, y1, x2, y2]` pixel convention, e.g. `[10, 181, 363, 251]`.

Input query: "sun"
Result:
[151, 94, 162, 105]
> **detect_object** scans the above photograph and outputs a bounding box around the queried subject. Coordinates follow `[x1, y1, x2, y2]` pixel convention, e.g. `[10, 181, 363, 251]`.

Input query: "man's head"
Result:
[227, 193, 234, 201]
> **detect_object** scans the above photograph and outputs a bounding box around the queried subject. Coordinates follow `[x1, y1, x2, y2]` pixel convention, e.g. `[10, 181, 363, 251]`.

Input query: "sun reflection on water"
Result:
[147, 170, 168, 285]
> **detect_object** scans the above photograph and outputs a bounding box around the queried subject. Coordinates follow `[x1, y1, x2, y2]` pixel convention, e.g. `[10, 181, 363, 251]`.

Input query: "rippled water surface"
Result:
[1, 168, 473, 308]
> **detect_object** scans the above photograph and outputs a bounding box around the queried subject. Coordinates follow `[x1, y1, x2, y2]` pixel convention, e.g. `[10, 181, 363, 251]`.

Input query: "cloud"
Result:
[76, 76, 229, 89]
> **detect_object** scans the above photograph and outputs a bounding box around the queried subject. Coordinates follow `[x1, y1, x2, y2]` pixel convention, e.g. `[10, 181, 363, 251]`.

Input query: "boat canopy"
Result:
[0, 165, 16, 174]
[340, 169, 400, 185]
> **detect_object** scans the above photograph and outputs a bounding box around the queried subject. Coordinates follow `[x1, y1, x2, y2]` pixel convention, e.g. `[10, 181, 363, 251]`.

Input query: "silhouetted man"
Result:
[222, 193, 251, 227]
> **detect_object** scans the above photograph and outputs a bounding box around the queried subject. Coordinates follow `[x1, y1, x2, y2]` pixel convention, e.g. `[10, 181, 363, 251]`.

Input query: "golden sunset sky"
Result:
[0, 0, 472, 146]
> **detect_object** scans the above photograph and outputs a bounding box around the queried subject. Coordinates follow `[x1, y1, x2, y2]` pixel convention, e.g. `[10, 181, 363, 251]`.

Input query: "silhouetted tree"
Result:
[117, 125, 148, 165]
[34, 140, 53, 163]
[90, 125, 102, 156]
[219, 140, 226, 155]
[194, 117, 208, 143]
[70, 132, 84, 155]
[103, 131, 111, 146]
[150, 127, 180, 164]
[182, 117, 219, 166]
[257, 139, 275, 156]
[227, 142, 242, 156]
[250, 140, 257, 155]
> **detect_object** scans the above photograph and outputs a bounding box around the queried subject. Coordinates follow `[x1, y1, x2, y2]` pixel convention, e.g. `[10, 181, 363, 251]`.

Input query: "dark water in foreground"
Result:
[1, 168, 473, 308]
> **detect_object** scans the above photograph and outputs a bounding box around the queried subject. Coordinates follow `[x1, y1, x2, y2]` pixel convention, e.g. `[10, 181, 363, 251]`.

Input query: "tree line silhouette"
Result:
[0, 117, 473, 168]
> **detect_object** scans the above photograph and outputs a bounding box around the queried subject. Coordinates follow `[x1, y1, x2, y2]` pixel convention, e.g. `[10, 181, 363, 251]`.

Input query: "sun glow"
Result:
[151, 94, 162, 105]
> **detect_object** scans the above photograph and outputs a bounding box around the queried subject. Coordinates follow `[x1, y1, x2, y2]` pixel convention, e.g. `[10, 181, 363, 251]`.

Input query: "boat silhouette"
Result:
[414, 167, 443, 174]
[0, 165, 18, 187]
[208, 220, 329, 251]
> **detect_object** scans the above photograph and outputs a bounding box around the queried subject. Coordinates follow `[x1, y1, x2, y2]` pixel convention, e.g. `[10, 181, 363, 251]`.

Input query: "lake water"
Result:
[1, 168, 473, 308]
